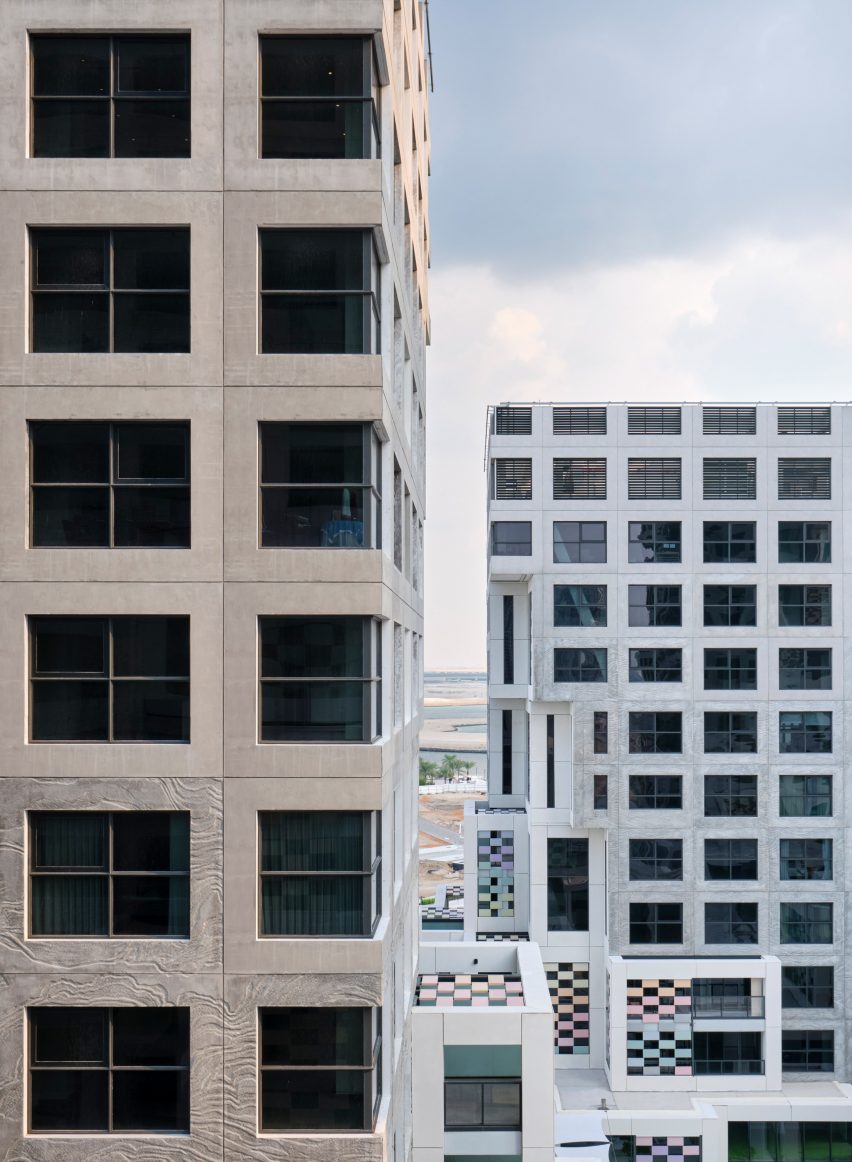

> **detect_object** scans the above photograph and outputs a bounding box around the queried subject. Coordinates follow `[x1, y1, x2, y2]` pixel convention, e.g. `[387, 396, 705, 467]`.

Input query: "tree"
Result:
[438, 754, 465, 781]
[419, 758, 438, 786]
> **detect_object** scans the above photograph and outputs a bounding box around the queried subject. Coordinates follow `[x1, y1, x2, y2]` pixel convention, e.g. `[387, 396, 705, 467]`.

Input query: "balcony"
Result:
[693, 1058, 764, 1076]
[692, 995, 765, 1019]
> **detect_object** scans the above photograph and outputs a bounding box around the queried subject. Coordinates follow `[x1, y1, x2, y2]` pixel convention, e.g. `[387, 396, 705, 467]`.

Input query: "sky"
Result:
[422, 0, 852, 669]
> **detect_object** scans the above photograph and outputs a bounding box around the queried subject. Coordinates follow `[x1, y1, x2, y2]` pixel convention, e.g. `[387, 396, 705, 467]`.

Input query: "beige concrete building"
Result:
[0, 2, 429, 1158]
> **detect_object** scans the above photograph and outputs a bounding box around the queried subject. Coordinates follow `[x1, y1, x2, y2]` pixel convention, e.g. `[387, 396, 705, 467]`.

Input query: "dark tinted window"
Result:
[31, 35, 190, 159]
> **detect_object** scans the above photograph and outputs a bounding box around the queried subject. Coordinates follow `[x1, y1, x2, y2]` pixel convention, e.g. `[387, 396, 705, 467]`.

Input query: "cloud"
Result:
[427, 0, 852, 274]
[424, 232, 852, 666]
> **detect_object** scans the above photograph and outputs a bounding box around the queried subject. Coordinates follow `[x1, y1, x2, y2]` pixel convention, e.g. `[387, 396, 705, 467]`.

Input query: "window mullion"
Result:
[107, 1010, 114, 1132]
[108, 813, 114, 937]
[109, 37, 116, 158]
[108, 230, 115, 353]
[108, 618, 115, 742]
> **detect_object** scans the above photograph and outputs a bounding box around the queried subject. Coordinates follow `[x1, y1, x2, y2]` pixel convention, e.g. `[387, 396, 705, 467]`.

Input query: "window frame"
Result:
[628, 775, 683, 810]
[781, 1030, 834, 1073]
[781, 966, 834, 1009]
[628, 647, 682, 683]
[704, 838, 758, 880]
[627, 521, 681, 564]
[258, 421, 381, 550]
[628, 901, 683, 944]
[778, 584, 831, 627]
[779, 838, 832, 881]
[778, 647, 832, 690]
[258, 227, 380, 356]
[552, 457, 607, 500]
[443, 1078, 522, 1131]
[29, 226, 191, 354]
[257, 615, 382, 744]
[258, 1006, 381, 1132]
[627, 457, 682, 500]
[28, 810, 190, 939]
[628, 711, 682, 754]
[703, 712, 758, 756]
[703, 647, 757, 691]
[780, 901, 833, 944]
[779, 774, 832, 818]
[553, 647, 608, 683]
[703, 773, 758, 816]
[627, 584, 682, 627]
[547, 838, 589, 932]
[553, 584, 607, 628]
[777, 458, 831, 501]
[257, 810, 381, 938]
[778, 521, 831, 563]
[29, 614, 190, 743]
[704, 901, 758, 944]
[259, 35, 380, 161]
[703, 584, 756, 627]
[491, 521, 532, 556]
[779, 711, 832, 754]
[703, 458, 757, 500]
[553, 520, 606, 564]
[702, 520, 757, 564]
[28, 1005, 190, 1134]
[29, 420, 191, 549]
[628, 838, 683, 881]
[30, 33, 191, 160]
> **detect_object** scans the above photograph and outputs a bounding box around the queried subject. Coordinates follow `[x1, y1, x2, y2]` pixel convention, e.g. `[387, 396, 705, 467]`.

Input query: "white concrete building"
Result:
[467, 402, 852, 1161]
[0, 2, 428, 1159]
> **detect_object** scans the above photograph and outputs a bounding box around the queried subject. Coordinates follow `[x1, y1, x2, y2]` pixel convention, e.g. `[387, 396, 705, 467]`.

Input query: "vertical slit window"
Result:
[502, 596, 514, 684]
[546, 714, 554, 807]
[501, 709, 513, 795]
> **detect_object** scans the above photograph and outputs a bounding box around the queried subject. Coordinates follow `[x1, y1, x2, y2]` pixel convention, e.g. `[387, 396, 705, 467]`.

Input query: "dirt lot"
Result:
[418, 790, 484, 898]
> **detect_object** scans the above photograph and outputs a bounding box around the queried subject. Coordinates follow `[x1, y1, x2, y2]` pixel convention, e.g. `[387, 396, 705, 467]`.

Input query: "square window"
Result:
[779, 775, 832, 817]
[628, 901, 682, 944]
[778, 521, 831, 563]
[553, 585, 607, 628]
[29, 1007, 189, 1133]
[778, 648, 832, 690]
[628, 647, 682, 683]
[778, 584, 831, 627]
[628, 711, 682, 754]
[627, 585, 681, 627]
[703, 712, 758, 755]
[628, 775, 682, 810]
[260, 37, 378, 160]
[31, 35, 190, 159]
[259, 811, 379, 936]
[703, 774, 757, 816]
[703, 520, 756, 563]
[260, 422, 380, 549]
[628, 838, 682, 880]
[704, 902, 758, 944]
[30, 616, 189, 742]
[31, 228, 190, 354]
[627, 522, 681, 563]
[703, 585, 756, 627]
[779, 711, 832, 753]
[259, 229, 379, 355]
[553, 648, 607, 683]
[704, 648, 756, 691]
[553, 521, 606, 563]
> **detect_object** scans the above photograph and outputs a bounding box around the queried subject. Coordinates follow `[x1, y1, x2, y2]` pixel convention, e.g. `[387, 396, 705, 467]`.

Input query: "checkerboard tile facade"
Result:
[477, 830, 515, 918]
[545, 962, 590, 1055]
[635, 1137, 701, 1162]
[626, 979, 693, 1076]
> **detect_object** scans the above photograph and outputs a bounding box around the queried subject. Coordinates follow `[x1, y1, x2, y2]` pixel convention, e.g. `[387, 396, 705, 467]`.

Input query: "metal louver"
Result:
[627, 406, 681, 435]
[553, 407, 607, 435]
[778, 407, 831, 435]
[703, 406, 757, 435]
[627, 458, 681, 499]
[703, 459, 756, 500]
[778, 458, 831, 500]
[493, 458, 533, 500]
[553, 458, 607, 500]
[494, 406, 532, 435]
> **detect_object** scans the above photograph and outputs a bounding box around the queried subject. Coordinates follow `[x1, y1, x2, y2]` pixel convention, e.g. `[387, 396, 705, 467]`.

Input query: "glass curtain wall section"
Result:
[258, 616, 381, 742]
[29, 811, 189, 937]
[30, 228, 190, 353]
[30, 421, 190, 548]
[259, 811, 380, 936]
[259, 422, 380, 548]
[31, 34, 190, 158]
[259, 229, 380, 354]
[260, 37, 379, 159]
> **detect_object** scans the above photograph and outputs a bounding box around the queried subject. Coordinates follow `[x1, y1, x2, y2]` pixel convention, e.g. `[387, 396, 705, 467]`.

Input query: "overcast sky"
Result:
[423, 0, 852, 669]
